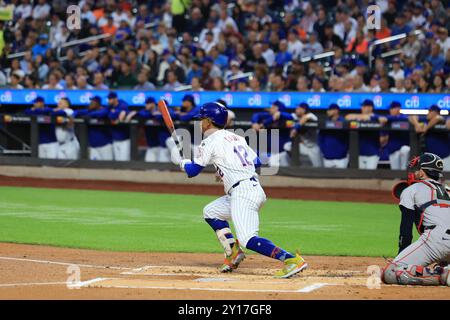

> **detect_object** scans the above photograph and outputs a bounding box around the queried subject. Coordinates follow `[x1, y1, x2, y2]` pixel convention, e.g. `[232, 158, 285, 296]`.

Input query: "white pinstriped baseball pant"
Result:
[203, 178, 267, 247]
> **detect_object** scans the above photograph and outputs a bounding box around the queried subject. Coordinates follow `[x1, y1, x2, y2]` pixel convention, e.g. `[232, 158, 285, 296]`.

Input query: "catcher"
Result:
[382, 153, 450, 286]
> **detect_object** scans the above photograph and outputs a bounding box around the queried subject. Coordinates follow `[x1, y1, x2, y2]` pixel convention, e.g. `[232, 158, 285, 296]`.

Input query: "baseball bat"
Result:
[157, 99, 185, 159]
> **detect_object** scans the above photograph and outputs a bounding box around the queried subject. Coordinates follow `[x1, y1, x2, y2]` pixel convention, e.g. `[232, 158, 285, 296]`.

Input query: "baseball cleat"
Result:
[220, 241, 246, 273]
[274, 251, 308, 279]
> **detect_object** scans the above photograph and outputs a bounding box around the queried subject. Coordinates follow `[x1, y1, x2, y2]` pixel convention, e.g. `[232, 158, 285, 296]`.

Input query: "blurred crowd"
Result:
[0, 0, 450, 93]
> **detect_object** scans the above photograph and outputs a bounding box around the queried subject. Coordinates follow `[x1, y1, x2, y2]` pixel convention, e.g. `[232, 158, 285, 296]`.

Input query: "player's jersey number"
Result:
[234, 145, 252, 167]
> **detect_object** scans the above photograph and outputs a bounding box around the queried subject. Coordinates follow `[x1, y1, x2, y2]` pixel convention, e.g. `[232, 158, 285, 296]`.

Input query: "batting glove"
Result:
[180, 159, 192, 171]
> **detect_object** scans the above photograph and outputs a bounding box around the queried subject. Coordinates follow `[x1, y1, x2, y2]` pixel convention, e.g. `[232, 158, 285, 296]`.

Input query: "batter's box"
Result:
[122, 265, 365, 281]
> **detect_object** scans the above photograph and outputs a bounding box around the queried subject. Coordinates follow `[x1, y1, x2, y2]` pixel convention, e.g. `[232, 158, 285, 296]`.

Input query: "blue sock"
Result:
[205, 218, 235, 247]
[246, 236, 294, 261]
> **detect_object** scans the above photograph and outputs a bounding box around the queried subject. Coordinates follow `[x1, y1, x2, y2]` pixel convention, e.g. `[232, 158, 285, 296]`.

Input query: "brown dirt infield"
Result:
[0, 175, 448, 299]
[0, 243, 449, 300]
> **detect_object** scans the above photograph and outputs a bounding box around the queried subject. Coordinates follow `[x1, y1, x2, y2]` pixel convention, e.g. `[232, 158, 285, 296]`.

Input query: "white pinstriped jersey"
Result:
[194, 129, 258, 193]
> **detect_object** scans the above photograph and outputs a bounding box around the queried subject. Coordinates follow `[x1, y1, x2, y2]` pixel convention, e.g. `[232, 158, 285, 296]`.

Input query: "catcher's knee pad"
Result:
[381, 263, 400, 284]
[383, 263, 442, 286]
[397, 265, 441, 286]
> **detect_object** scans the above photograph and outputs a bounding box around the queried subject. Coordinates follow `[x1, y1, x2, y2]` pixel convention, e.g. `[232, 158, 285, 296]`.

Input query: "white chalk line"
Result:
[0, 256, 133, 271]
[0, 281, 68, 288]
[67, 277, 109, 289]
[298, 283, 334, 293]
[0, 277, 108, 289]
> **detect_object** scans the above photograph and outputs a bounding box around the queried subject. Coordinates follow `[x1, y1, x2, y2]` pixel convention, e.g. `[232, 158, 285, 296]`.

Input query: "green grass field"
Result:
[0, 186, 409, 257]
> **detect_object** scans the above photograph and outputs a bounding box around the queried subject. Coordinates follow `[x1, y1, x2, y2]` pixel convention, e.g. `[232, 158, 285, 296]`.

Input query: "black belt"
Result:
[230, 177, 257, 190]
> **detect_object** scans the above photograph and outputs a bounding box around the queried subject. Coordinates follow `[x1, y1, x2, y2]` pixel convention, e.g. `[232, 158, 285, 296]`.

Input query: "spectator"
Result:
[296, 76, 309, 91]
[333, 8, 357, 45]
[345, 30, 369, 56]
[32, 0, 51, 20]
[311, 77, 325, 92]
[165, 56, 186, 84]
[275, 40, 293, 67]
[299, 3, 317, 34]
[287, 29, 304, 60]
[114, 62, 138, 88]
[162, 71, 182, 90]
[205, 76, 222, 91]
[321, 23, 345, 51]
[42, 72, 63, 89]
[24, 74, 38, 88]
[93, 72, 109, 90]
[134, 71, 156, 90]
[301, 32, 323, 58]
[217, 9, 238, 33]
[201, 31, 216, 53]
[437, 27, 450, 56]
[261, 41, 275, 67]
[15, 0, 32, 20]
[32, 34, 50, 59]
[102, 16, 118, 35]
[391, 78, 406, 93]
[63, 74, 77, 90]
[9, 73, 23, 89]
[388, 58, 405, 80]
[76, 75, 94, 90]
[236, 78, 251, 92]
[209, 46, 228, 70]
[190, 76, 204, 91]
[267, 73, 286, 92]
[426, 43, 445, 74]
[186, 58, 202, 85]
[430, 74, 445, 93]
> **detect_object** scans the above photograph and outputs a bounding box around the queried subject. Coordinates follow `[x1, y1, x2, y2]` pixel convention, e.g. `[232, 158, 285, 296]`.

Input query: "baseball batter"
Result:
[382, 153, 450, 286]
[176, 102, 308, 278]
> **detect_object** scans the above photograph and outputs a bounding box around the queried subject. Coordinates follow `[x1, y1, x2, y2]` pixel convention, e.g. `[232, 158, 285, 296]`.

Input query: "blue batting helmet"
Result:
[196, 102, 228, 127]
